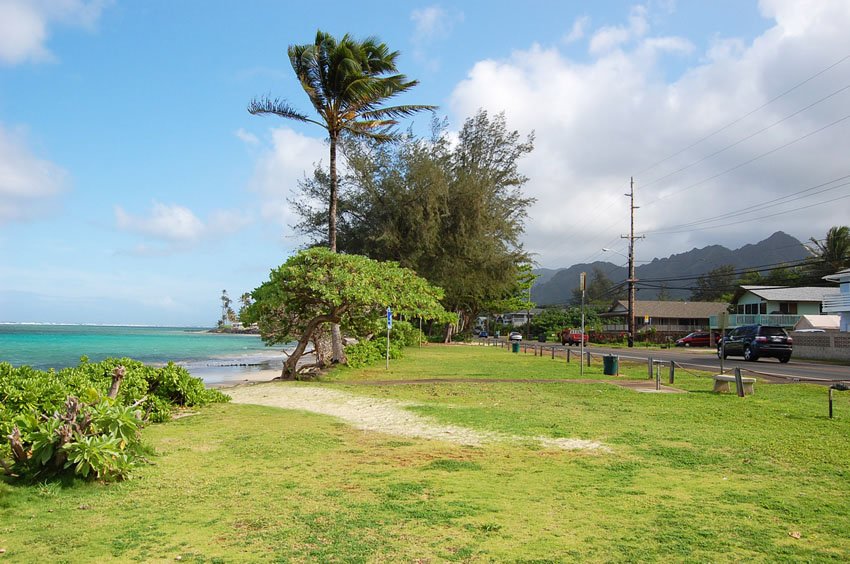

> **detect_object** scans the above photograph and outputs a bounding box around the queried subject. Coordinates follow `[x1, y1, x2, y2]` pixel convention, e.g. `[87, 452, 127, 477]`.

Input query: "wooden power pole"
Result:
[622, 178, 643, 348]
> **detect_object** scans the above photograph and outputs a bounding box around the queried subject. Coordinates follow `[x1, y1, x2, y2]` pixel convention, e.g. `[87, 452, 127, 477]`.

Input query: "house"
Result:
[822, 268, 850, 332]
[711, 285, 841, 329]
[496, 308, 544, 328]
[601, 300, 729, 335]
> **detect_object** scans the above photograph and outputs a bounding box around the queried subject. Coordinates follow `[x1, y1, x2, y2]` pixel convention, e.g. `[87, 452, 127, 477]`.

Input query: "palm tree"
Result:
[248, 30, 435, 251]
[248, 30, 434, 363]
[805, 225, 850, 282]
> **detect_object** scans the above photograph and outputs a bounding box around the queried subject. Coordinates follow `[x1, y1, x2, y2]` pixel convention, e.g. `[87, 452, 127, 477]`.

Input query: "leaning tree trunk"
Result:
[281, 311, 343, 379]
[311, 325, 333, 368]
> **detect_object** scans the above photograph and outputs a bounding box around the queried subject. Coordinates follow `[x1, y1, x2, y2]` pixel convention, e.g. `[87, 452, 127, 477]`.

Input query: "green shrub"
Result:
[1, 358, 229, 482]
[344, 320, 423, 369]
[6, 396, 146, 482]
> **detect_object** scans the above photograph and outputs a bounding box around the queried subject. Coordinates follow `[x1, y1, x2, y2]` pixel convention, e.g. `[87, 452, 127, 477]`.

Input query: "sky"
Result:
[1, 0, 849, 326]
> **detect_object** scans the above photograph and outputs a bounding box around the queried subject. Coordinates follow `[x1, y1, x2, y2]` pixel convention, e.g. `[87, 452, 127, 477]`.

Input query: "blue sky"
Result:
[1, 0, 849, 325]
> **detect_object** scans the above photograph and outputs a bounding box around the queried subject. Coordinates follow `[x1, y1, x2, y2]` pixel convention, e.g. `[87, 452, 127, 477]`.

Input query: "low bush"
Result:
[345, 320, 423, 369]
[0, 358, 229, 482]
[6, 394, 146, 482]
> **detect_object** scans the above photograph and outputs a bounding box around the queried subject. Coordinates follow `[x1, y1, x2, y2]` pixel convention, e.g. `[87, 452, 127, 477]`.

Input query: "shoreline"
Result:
[194, 351, 319, 388]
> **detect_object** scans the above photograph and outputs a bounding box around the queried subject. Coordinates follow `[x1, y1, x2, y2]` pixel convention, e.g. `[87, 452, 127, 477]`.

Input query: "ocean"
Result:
[0, 324, 287, 385]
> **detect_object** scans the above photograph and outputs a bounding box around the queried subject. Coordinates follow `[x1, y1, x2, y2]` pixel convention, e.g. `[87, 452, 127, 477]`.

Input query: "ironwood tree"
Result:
[691, 264, 736, 302]
[291, 110, 536, 340]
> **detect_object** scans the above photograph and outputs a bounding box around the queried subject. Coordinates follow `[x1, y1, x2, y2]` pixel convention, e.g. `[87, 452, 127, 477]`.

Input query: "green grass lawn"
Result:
[3, 345, 850, 562]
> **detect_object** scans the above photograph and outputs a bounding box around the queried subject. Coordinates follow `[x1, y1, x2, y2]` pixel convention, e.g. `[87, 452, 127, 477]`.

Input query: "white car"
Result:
[509, 331, 523, 341]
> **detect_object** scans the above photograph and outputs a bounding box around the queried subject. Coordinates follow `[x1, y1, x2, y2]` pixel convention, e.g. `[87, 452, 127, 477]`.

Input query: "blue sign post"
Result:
[386, 307, 392, 370]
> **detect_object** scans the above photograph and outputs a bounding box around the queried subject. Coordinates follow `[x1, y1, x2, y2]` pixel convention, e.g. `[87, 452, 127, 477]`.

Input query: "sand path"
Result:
[226, 382, 609, 452]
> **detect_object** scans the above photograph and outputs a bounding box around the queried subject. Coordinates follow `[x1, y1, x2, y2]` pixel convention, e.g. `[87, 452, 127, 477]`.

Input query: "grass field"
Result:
[2, 345, 850, 562]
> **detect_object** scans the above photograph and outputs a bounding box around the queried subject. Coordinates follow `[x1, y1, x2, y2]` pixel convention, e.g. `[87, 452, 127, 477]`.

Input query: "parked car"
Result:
[717, 324, 792, 363]
[509, 331, 523, 341]
[558, 328, 588, 346]
[478, 330, 489, 338]
[675, 331, 712, 347]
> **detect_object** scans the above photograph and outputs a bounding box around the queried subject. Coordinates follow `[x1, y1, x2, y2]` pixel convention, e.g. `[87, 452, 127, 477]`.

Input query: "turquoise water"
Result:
[0, 324, 285, 383]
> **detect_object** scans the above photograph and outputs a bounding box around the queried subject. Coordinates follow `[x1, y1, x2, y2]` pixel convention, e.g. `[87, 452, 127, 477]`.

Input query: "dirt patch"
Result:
[226, 383, 609, 452]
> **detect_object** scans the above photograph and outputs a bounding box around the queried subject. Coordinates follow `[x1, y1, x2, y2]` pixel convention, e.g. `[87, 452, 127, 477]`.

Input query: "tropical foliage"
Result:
[805, 225, 850, 282]
[530, 307, 603, 337]
[344, 319, 424, 369]
[292, 110, 535, 338]
[0, 358, 228, 482]
[241, 248, 453, 378]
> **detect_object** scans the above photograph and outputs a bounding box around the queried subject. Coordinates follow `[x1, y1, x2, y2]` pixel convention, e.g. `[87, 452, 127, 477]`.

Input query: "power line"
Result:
[635, 52, 850, 176]
[649, 192, 850, 235]
[637, 257, 814, 285]
[641, 113, 850, 208]
[641, 84, 850, 190]
[643, 175, 850, 234]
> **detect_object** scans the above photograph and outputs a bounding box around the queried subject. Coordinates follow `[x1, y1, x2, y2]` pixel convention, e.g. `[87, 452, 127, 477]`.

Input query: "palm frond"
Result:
[343, 123, 400, 143]
[247, 97, 322, 127]
[360, 104, 438, 121]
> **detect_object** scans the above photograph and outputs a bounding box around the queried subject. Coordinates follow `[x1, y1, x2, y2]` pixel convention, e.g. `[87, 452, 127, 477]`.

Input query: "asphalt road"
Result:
[486, 339, 850, 383]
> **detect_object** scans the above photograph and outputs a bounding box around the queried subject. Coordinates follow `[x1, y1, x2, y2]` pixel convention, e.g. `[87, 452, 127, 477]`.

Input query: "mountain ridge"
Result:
[531, 231, 809, 305]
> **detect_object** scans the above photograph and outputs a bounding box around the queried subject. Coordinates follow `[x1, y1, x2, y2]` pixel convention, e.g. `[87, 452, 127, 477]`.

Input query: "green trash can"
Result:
[603, 354, 619, 375]
[511, 342, 520, 353]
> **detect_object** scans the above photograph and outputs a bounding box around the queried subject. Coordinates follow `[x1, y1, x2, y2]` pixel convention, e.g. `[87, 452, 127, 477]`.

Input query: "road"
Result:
[486, 339, 850, 383]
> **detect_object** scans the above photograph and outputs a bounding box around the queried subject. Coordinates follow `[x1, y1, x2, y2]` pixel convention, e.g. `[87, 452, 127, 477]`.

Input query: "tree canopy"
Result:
[571, 267, 624, 307]
[241, 248, 452, 378]
[690, 264, 736, 302]
[292, 110, 536, 338]
[804, 225, 850, 283]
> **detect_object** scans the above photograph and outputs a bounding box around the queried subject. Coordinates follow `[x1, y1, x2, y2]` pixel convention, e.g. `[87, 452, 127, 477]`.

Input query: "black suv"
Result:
[717, 324, 792, 363]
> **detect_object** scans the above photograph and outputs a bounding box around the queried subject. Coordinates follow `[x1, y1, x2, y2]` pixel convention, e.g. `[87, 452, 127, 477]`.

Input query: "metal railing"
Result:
[602, 324, 706, 333]
[822, 294, 850, 312]
[709, 314, 801, 328]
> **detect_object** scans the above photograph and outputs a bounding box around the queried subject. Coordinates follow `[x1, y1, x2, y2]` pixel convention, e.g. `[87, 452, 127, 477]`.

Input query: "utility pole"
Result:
[622, 178, 643, 348]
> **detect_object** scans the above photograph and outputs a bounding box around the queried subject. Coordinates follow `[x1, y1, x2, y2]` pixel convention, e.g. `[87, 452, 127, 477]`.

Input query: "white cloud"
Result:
[0, 124, 67, 224]
[410, 5, 464, 71]
[235, 127, 259, 145]
[642, 36, 694, 55]
[563, 16, 590, 44]
[248, 127, 327, 228]
[412, 6, 448, 41]
[449, 0, 850, 268]
[589, 5, 649, 55]
[114, 202, 251, 250]
[0, 0, 110, 65]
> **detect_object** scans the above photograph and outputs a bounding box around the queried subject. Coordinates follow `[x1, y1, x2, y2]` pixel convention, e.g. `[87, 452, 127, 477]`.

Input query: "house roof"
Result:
[602, 300, 729, 318]
[823, 268, 850, 283]
[794, 315, 840, 330]
[740, 285, 840, 302]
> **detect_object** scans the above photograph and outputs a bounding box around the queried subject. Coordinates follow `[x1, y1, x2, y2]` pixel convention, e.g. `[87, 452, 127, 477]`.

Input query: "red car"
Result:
[559, 328, 588, 346]
[675, 331, 714, 347]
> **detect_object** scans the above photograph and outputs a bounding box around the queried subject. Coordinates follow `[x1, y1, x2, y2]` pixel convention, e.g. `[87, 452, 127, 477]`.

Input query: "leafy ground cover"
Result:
[2, 345, 849, 561]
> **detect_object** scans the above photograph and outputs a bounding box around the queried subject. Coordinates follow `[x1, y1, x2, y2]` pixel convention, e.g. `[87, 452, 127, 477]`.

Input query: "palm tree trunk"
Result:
[328, 134, 345, 363]
[329, 134, 338, 252]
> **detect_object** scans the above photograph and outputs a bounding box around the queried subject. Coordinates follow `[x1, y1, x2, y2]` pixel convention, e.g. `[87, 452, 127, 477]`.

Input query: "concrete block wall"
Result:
[791, 330, 850, 361]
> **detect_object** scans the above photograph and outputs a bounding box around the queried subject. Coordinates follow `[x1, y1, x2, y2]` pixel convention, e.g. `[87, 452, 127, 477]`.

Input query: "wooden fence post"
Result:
[734, 367, 745, 397]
